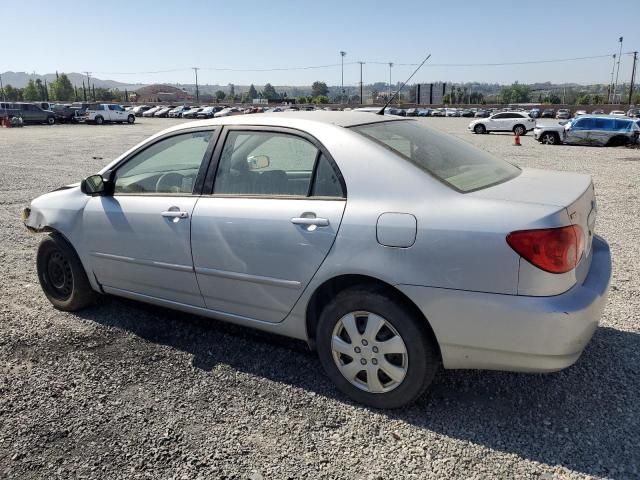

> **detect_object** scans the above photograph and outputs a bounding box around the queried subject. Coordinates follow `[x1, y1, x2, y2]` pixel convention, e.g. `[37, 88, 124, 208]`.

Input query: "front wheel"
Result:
[474, 124, 486, 134]
[127, 115, 135, 124]
[37, 234, 97, 311]
[95, 115, 104, 125]
[316, 287, 440, 409]
[541, 132, 559, 145]
[47, 116, 55, 125]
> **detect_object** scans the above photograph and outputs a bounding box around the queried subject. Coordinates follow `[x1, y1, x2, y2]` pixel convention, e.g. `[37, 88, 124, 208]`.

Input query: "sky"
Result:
[3, 0, 639, 88]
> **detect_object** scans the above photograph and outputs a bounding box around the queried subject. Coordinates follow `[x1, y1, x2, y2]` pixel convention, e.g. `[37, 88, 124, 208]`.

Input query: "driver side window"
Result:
[114, 131, 213, 194]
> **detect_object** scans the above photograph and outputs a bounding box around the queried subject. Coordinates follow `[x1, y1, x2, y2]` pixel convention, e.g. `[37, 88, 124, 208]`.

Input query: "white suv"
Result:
[468, 111, 535, 135]
[85, 104, 136, 125]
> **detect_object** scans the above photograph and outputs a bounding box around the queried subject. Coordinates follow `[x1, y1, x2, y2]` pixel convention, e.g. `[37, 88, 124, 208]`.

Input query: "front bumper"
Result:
[398, 235, 612, 373]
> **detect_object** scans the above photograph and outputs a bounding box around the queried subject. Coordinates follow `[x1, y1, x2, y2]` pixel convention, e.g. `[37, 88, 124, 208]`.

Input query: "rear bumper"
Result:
[397, 235, 612, 372]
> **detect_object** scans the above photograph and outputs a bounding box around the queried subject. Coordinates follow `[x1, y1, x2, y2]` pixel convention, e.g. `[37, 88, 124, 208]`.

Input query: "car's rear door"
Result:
[191, 126, 346, 323]
[83, 128, 218, 306]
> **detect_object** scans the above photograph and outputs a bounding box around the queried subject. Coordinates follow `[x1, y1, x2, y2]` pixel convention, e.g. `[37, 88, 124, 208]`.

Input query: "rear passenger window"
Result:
[214, 131, 318, 196]
[312, 155, 345, 198]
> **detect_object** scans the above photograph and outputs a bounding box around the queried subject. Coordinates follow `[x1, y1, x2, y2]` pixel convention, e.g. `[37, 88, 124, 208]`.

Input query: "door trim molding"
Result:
[91, 252, 194, 273]
[194, 266, 302, 289]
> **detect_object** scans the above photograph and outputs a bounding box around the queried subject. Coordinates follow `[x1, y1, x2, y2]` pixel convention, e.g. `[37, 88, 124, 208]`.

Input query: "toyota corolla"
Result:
[23, 112, 611, 408]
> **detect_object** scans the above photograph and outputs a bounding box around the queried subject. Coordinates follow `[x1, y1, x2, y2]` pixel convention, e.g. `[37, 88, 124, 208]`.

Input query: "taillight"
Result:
[506, 225, 584, 274]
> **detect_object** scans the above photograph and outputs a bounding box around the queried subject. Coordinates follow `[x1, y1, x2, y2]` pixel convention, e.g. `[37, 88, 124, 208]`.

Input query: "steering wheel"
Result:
[155, 172, 185, 193]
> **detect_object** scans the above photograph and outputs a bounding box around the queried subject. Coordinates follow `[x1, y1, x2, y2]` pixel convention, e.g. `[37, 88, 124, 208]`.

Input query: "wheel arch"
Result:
[305, 274, 441, 354]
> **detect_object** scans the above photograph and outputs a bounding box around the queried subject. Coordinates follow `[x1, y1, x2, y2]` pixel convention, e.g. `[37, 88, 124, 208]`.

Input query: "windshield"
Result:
[351, 120, 520, 193]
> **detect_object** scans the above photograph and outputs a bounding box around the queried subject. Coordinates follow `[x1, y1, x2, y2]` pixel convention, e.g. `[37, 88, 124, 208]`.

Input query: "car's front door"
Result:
[83, 129, 217, 306]
[191, 128, 347, 323]
[565, 118, 592, 145]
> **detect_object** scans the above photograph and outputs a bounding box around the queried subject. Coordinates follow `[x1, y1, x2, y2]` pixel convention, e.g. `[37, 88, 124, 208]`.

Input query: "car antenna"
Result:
[377, 54, 431, 115]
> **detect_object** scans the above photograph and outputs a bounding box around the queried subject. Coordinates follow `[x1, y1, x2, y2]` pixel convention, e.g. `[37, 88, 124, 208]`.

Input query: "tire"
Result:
[95, 115, 104, 125]
[127, 115, 135, 124]
[540, 132, 559, 145]
[606, 136, 627, 147]
[36, 233, 97, 311]
[513, 124, 526, 136]
[474, 124, 486, 134]
[316, 286, 440, 409]
[47, 116, 55, 125]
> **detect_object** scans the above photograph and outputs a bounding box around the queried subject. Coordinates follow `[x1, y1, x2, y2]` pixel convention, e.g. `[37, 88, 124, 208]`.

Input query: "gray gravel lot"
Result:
[1, 117, 638, 479]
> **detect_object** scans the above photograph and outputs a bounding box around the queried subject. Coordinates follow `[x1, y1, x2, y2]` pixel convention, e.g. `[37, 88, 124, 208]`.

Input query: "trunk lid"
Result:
[471, 167, 597, 271]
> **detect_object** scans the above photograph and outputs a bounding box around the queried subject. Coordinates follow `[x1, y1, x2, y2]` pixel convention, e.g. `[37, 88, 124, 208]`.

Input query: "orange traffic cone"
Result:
[513, 131, 521, 146]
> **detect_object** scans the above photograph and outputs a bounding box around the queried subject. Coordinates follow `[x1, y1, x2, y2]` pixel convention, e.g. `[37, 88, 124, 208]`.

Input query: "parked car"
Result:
[474, 109, 489, 118]
[84, 104, 135, 125]
[214, 107, 242, 118]
[196, 106, 217, 119]
[132, 105, 152, 117]
[51, 104, 81, 123]
[574, 110, 587, 117]
[541, 108, 555, 118]
[534, 115, 640, 146]
[591, 109, 605, 115]
[154, 106, 175, 118]
[11, 102, 57, 125]
[23, 111, 611, 409]
[468, 111, 536, 135]
[556, 109, 571, 119]
[626, 108, 640, 118]
[528, 108, 541, 118]
[405, 108, 419, 117]
[168, 106, 190, 118]
[431, 108, 445, 117]
[182, 107, 203, 119]
[0, 101, 21, 119]
[142, 106, 163, 117]
[609, 110, 626, 117]
[417, 109, 432, 117]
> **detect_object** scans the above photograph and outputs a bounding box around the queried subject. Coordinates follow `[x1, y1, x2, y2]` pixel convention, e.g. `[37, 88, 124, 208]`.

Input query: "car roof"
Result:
[175, 111, 405, 129]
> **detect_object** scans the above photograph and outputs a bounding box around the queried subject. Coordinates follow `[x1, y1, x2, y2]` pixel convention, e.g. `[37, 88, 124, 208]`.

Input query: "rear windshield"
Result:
[351, 120, 520, 192]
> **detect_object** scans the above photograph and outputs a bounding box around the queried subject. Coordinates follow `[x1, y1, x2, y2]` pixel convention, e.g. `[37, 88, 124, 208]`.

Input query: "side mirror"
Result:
[247, 155, 270, 170]
[81, 174, 106, 195]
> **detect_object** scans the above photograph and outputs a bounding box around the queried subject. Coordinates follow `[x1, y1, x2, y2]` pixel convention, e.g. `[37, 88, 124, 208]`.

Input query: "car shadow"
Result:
[76, 297, 638, 478]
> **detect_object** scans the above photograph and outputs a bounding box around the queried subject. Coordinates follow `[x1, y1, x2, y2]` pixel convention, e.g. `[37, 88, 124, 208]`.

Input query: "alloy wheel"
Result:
[331, 311, 408, 393]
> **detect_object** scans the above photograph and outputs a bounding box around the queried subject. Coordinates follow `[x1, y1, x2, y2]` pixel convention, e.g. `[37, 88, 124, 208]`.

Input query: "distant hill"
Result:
[0, 71, 144, 90]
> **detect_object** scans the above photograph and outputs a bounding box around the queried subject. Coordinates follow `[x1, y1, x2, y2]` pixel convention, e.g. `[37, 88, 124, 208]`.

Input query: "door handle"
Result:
[291, 217, 329, 227]
[161, 210, 189, 219]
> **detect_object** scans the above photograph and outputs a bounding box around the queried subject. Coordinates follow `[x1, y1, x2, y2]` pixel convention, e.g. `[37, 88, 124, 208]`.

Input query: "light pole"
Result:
[388, 62, 393, 102]
[340, 51, 346, 104]
[613, 36, 624, 104]
[0, 72, 5, 102]
[609, 54, 616, 103]
[358, 61, 365, 105]
[192, 67, 200, 103]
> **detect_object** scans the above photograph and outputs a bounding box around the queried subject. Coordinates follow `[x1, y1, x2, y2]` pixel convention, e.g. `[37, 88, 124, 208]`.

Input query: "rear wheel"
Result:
[47, 116, 55, 125]
[95, 115, 104, 125]
[127, 114, 135, 124]
[513, 124, 526, 136]
[606, 136, 627, 147]
[316, 286, 440, 408]
[474, 124, 486, 134]
[541, 132, 559, 145]
[37, 234, 97, 311]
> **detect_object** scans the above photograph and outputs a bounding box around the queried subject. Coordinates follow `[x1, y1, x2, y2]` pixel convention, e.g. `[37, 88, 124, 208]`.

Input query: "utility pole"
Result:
[358, 61, 364, 105]
[192, 67, 200, 103]
[83, 72, 92, 98]
[613, 36, 623, 104]
[340, 51, 346, 104]
[388, 63, 393, 102]
[629, 51, 638, 106]
[0, 72, 5, 102]
[608, 54, 616, 103]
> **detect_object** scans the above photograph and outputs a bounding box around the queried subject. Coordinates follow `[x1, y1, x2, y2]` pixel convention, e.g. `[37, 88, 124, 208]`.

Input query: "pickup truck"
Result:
[84, 103, 136, 125]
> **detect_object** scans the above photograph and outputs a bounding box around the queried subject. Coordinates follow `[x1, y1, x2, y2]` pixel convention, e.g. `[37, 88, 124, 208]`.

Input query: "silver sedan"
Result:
[23, 112, 612, 408]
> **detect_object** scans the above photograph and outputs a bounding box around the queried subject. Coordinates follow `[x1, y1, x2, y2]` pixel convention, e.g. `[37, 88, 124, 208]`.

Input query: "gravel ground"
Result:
[0, 117, 638, 479]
